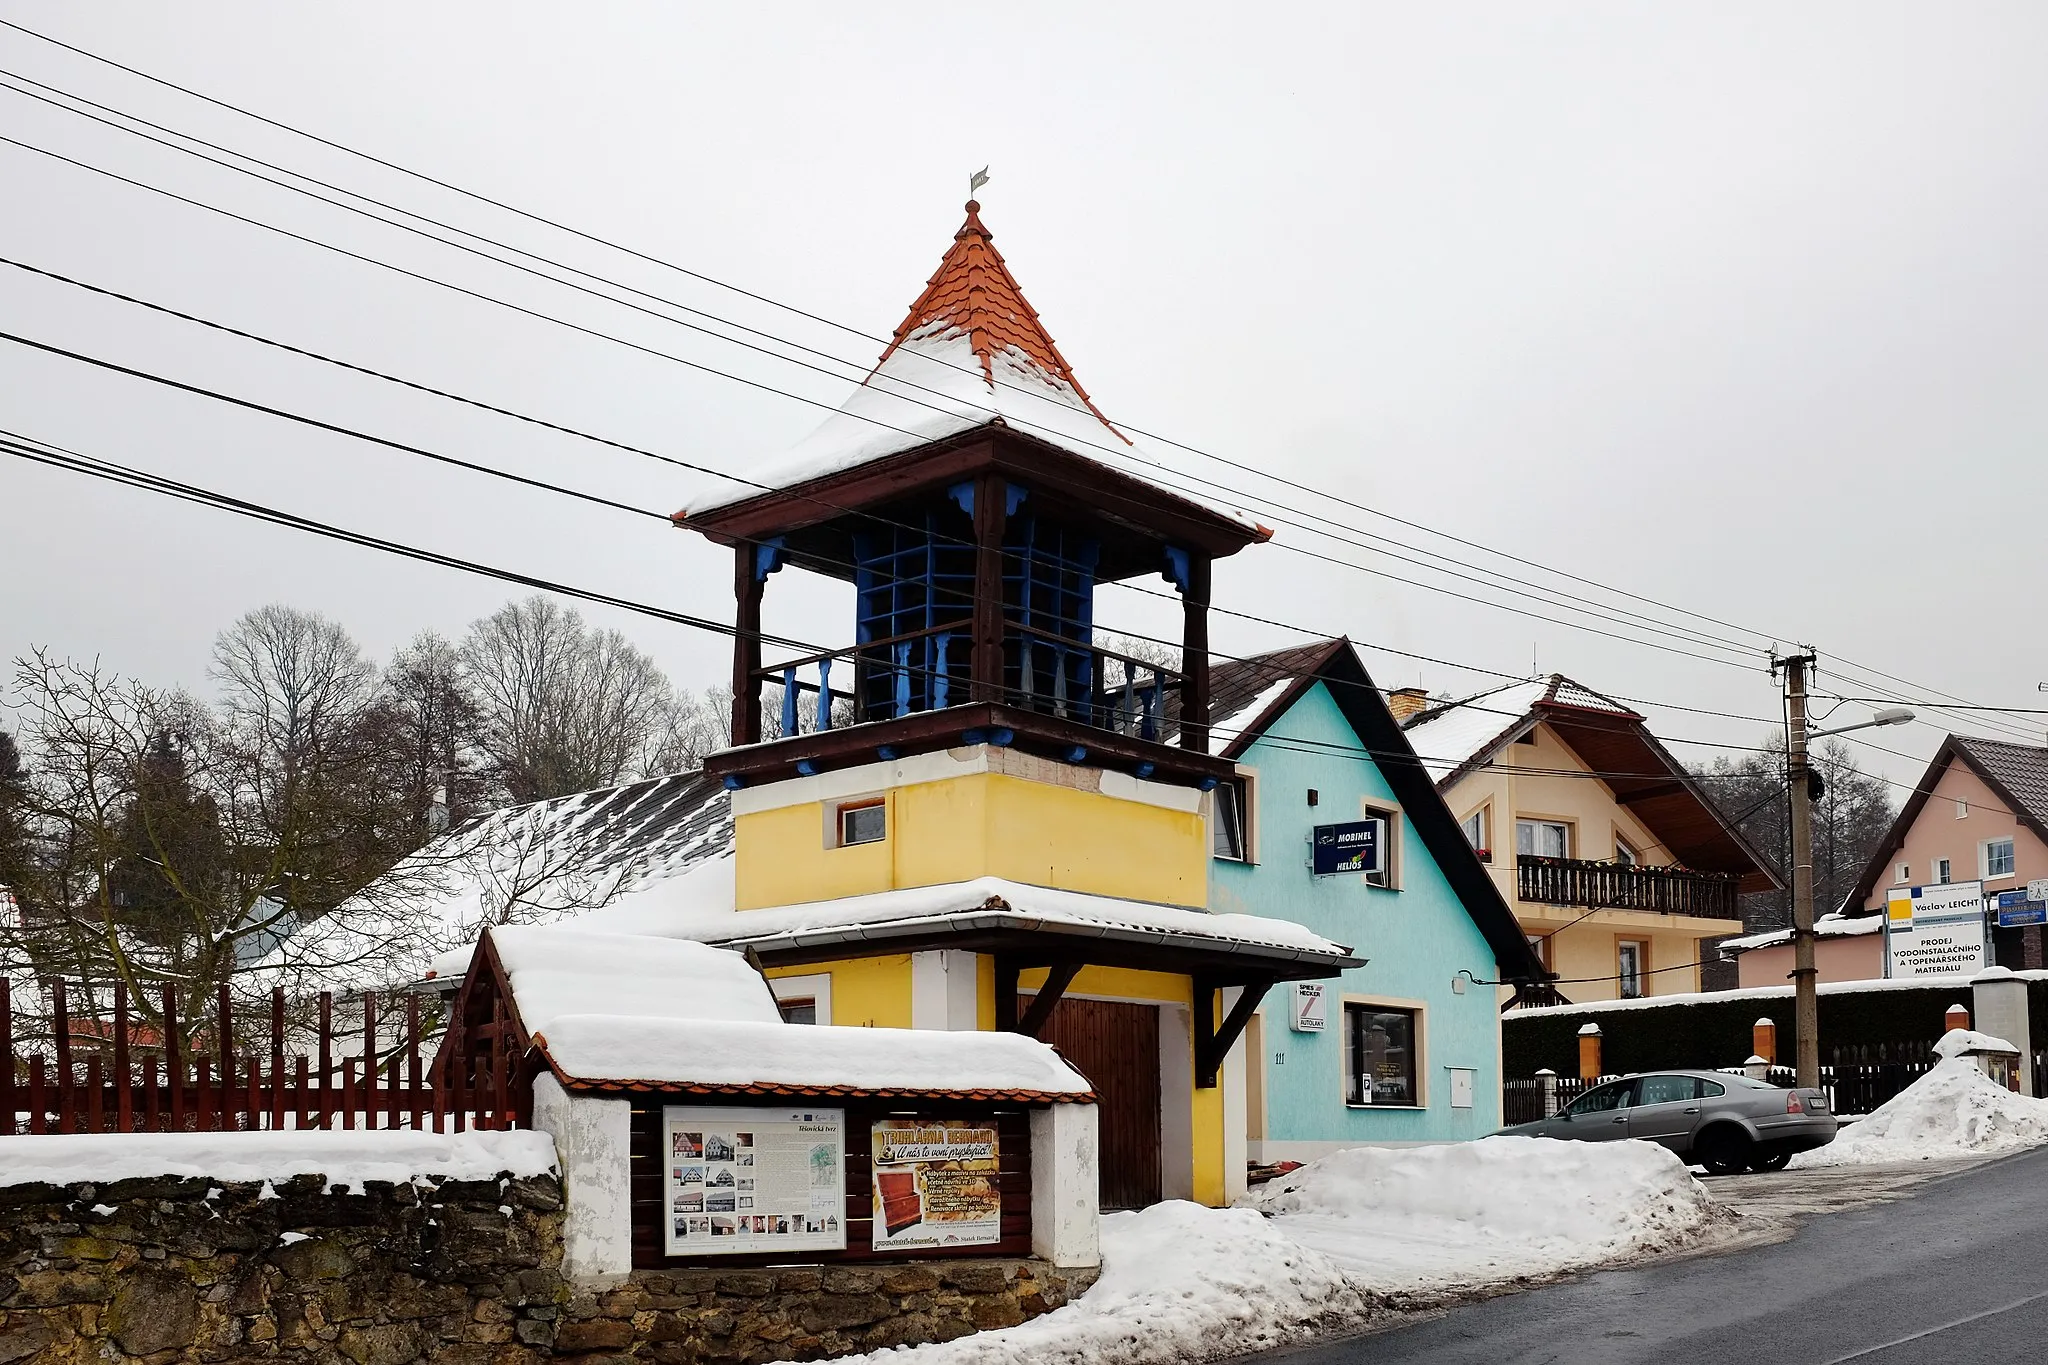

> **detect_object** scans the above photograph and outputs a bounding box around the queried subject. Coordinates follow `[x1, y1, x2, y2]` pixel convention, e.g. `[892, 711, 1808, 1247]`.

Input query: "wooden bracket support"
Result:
[1194, 976, 1273, 1088]
[1015, 962, 1082, 1037]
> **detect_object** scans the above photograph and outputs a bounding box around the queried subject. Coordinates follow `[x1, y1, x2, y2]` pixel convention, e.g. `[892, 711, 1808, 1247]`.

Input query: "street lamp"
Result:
[1776, 664, 1917, 1089]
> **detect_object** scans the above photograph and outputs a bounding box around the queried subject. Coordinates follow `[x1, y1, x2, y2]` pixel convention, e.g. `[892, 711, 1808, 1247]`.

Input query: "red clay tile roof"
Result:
[873, 200, 1129, 446]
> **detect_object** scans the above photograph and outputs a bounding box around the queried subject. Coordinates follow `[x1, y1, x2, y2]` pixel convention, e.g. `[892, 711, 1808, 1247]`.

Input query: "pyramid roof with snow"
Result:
[675, 200, 1268, 577]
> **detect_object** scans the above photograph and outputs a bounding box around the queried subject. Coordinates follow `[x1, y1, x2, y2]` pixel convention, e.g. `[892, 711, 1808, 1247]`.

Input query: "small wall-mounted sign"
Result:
[1996, 889, 2047, 928]
[1311, 819, 1381, 876]
[1290, 981, 1328, 1032]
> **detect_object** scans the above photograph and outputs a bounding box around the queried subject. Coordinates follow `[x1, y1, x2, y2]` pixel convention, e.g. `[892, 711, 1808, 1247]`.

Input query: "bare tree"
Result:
[372, 630, 487, 839]
[461, 597, 677, 801]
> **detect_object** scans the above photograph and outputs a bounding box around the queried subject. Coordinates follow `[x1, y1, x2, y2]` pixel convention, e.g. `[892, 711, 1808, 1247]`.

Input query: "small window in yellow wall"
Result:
[838, 800, 886, 847]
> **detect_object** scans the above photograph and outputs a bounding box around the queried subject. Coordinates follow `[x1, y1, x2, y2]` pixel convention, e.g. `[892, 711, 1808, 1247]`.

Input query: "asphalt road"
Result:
[1254, 1147, 2048, 1365]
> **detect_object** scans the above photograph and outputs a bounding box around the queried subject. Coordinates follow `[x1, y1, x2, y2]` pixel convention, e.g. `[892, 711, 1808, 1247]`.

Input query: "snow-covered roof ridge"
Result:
[486, 925, 782, 1037]
[1719, 911, 1884, 953]
[534, 1013, 1093, 1100]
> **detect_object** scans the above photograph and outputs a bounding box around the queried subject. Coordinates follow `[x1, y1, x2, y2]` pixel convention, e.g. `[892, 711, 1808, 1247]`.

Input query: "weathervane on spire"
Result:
[969, 166, 989, 202]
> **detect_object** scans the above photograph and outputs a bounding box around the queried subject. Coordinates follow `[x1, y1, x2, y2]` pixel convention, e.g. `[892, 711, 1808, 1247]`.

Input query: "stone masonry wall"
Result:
[0, 1174, 1094, 1364]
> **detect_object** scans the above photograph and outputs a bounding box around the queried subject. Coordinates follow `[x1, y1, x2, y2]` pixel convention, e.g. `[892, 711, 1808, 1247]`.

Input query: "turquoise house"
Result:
[1193, 640, 1546, 1161]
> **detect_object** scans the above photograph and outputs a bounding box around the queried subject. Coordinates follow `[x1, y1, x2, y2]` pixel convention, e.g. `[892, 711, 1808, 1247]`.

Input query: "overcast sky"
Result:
[4, 2, 2046, 788]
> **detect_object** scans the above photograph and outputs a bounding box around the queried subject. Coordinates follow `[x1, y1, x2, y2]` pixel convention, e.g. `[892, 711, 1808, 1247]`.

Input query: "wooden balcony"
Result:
[1515, 855, 1740, 921]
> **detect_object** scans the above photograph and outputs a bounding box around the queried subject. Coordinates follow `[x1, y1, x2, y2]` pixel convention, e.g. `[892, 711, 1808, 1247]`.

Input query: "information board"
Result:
[1884, 881, 1988, 980]
[1996, 889, 2048, 929]
[1311, 820, 1381, 876]
[1290, 982, 1328, 1032]
[870, 1119, 1002, 1252]
[663, 1106, 845, 1256]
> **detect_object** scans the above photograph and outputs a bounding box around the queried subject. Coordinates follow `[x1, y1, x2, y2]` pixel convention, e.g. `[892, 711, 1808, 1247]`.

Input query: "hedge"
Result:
[1501, 979, 2047, 1077]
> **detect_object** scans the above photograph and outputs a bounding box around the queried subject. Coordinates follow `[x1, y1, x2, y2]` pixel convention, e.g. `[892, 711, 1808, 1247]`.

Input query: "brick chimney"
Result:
[1387, 687, 1431, 723]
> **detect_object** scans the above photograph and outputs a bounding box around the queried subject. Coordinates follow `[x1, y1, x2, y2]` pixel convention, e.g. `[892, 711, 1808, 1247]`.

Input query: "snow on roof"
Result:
[677, 203, 1257, 533]
[535, 1014, 1092, 1099]
[1399, 679, 1550, 775]
[488, 926, 781, 1037]
[0, 1128, 557, 1189]
[247, 771, 731, 997]
[1933, 1028, 2019, 1058]
[1211, 678, 1297, 751]
[1719, 912, 1885, 953]
[1508, 969, 2048, 1018]
[566, 874, 1355, 962]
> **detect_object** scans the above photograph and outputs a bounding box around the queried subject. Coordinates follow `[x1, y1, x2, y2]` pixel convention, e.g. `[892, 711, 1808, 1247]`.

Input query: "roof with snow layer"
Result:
[1842, 734, 2048, 916]
[674, 201, 1265, 542]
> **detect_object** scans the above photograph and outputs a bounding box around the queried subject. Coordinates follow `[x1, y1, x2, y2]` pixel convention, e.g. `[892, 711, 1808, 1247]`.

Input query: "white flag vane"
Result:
[969, 166, 990, 198]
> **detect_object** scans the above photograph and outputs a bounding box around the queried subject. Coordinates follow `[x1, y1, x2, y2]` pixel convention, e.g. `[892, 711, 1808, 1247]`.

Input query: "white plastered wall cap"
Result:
[1577, 1022, 1603, 1036]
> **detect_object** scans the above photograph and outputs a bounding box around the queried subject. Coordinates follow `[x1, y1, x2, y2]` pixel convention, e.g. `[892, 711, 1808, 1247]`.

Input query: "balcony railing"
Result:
[757, 623, 1182, 742]
[1515, 855, 1740, 920]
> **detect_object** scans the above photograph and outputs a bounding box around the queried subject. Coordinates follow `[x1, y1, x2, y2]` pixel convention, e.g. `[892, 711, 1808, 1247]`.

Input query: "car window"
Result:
[1566, 1080, 1634, 1114]
[1698, 1079, 1725, 1098]
[1636, 1075, 1699, 1105]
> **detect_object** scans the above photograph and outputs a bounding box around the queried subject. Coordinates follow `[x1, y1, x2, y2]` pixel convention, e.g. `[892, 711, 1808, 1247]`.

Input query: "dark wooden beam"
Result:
[731, 543, 764, 746]
[1180, 553, 1212, 753]
[992, 956, 1021, 1032]
[1195, 977, 1273, 1089]
[971, 471, 1008, 703]
[1616, 781, 1687, 806]
[1014, 962, 1081, 1037]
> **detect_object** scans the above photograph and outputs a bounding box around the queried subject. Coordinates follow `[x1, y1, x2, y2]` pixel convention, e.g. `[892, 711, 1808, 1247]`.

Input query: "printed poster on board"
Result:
[663, 1106, 845, 1256]
[869, 1119, 1002, 1251]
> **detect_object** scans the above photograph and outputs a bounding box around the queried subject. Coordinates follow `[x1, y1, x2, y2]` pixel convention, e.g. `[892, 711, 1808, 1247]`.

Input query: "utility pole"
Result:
[1777, 651, 1821, 1088]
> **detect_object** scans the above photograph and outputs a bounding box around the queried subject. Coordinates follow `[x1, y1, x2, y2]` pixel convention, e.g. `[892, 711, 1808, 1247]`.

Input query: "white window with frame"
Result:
[1983, 837, 2017, 881]
[1460, 806, 1489, 860]
[1613, 834, 1639, 866]
[1213, 776, 1253, 863]
[837, 799, 886, 847]
[1617, 941, 1647, 999]
[1516, 819, 1570, 860]
[769, 973, 832, 1025]
[1895, 862, 1910, 885]
[1955, 798, 1969, 820]
[1933, 857, 1953, 885]
[1362, 807, 1399, 888]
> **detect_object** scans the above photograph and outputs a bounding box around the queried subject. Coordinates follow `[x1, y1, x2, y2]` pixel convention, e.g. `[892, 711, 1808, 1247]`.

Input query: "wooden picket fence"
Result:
[0, 978, 519, 1136]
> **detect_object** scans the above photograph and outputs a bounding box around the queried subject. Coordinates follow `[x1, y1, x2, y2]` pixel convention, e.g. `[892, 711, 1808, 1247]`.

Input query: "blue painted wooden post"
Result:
[893, 641, 912, 718]
[934, 634, 952, 710]
[781, 667, 799, 737]
[815, 658, 833, 732]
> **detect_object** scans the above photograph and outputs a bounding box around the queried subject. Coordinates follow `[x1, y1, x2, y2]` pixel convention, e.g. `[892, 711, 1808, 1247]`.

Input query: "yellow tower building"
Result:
[669, 201, 1360, 1208]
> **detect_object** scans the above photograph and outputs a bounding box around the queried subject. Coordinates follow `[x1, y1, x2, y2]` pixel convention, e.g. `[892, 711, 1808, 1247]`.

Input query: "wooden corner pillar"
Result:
[731, 542, 765, 746]
[1180, 553, 1212, 753]
[1193, 976, 1271, 1089]
[970, 472, 1008, 703]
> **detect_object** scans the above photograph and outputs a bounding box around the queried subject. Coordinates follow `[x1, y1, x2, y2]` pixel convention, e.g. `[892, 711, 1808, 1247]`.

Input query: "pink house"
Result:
[1726, 735, 2048, 987]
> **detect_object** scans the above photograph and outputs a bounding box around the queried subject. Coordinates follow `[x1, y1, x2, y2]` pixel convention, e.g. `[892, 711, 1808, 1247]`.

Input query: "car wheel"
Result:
[1748, 1150, 1793, 1173]
[1695, 1127, 1752, 1176]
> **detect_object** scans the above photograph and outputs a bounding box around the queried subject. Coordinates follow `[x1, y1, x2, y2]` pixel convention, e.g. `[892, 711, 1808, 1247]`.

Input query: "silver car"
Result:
[1504, 1069, 1837, 1174]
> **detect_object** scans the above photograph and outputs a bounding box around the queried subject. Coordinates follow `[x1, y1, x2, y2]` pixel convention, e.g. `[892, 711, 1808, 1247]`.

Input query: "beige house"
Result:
[1397, 676, 1778, 1002]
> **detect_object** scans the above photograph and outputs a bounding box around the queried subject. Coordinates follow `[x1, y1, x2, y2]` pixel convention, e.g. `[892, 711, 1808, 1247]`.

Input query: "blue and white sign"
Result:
[1312, 819, 1382, 876]
[1996, 890, 2047, 928]
[1884, 881, 1988, 979]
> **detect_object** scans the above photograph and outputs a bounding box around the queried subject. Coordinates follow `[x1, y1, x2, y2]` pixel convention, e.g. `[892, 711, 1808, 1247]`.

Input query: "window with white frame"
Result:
[1362, 808, 1398, 888]
[1516, 819, 1570, 859]
[1896, 862, 1910, 885]
[1613, 834, 1639, 866]
[1460, 807, 1488, 855]
[838, 799, 886, 847]
[1984, 837, 2016, 880]
[1934, 857, 1952, 885]
[1617, 941, 1647, 998]
[1955, 798, 1969, 820]
[1213, 777, 1251, 862]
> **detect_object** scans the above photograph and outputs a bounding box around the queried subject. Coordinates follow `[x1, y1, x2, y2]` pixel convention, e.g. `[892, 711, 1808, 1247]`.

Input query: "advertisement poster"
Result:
[663, 1106, 845, 1256]
[1290, 982, 1328, 1032]
[1311, 820, 1381, 876]
[1884, 881, 1989, 980]
[869, 1120, 1002, 1251]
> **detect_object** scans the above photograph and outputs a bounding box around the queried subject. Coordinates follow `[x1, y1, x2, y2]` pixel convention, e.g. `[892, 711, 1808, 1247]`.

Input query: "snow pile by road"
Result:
[0, 1129, 559, 1189]
[1242, 1136, 1727, 1294]
[1796, 1048, 2048, 1168]
[845, 1201, 1372, 1365]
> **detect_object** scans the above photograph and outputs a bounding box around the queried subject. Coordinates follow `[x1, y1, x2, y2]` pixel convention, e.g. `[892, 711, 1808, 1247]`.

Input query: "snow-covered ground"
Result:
[1242, 1135, 1727, 1295]
[1795, 1032, 2048, 1168]
[849, 1137, 1726, 1365]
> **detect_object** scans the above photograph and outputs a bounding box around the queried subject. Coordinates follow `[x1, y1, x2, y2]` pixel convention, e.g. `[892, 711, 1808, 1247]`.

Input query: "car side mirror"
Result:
[1557, 1110, 1573, 1121]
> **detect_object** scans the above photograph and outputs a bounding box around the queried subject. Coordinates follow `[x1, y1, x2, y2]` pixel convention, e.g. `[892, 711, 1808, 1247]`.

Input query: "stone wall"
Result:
[0, 1172, 1093, 1364]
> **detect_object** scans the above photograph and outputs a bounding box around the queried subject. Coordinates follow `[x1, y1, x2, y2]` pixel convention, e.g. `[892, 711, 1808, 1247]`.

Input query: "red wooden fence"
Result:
[0, 978, 520, 1136]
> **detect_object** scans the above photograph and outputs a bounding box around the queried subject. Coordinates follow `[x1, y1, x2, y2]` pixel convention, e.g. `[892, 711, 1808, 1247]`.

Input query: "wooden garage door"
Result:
[1029, 995, 1163, 1210]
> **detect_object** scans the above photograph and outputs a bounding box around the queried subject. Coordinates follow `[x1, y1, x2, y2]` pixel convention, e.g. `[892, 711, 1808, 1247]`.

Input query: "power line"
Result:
[0, 73, 1774, 670]
[7, 22, 2020, 753]
[0, 19, 1809, 657]
[0, 426, 1783, 780]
